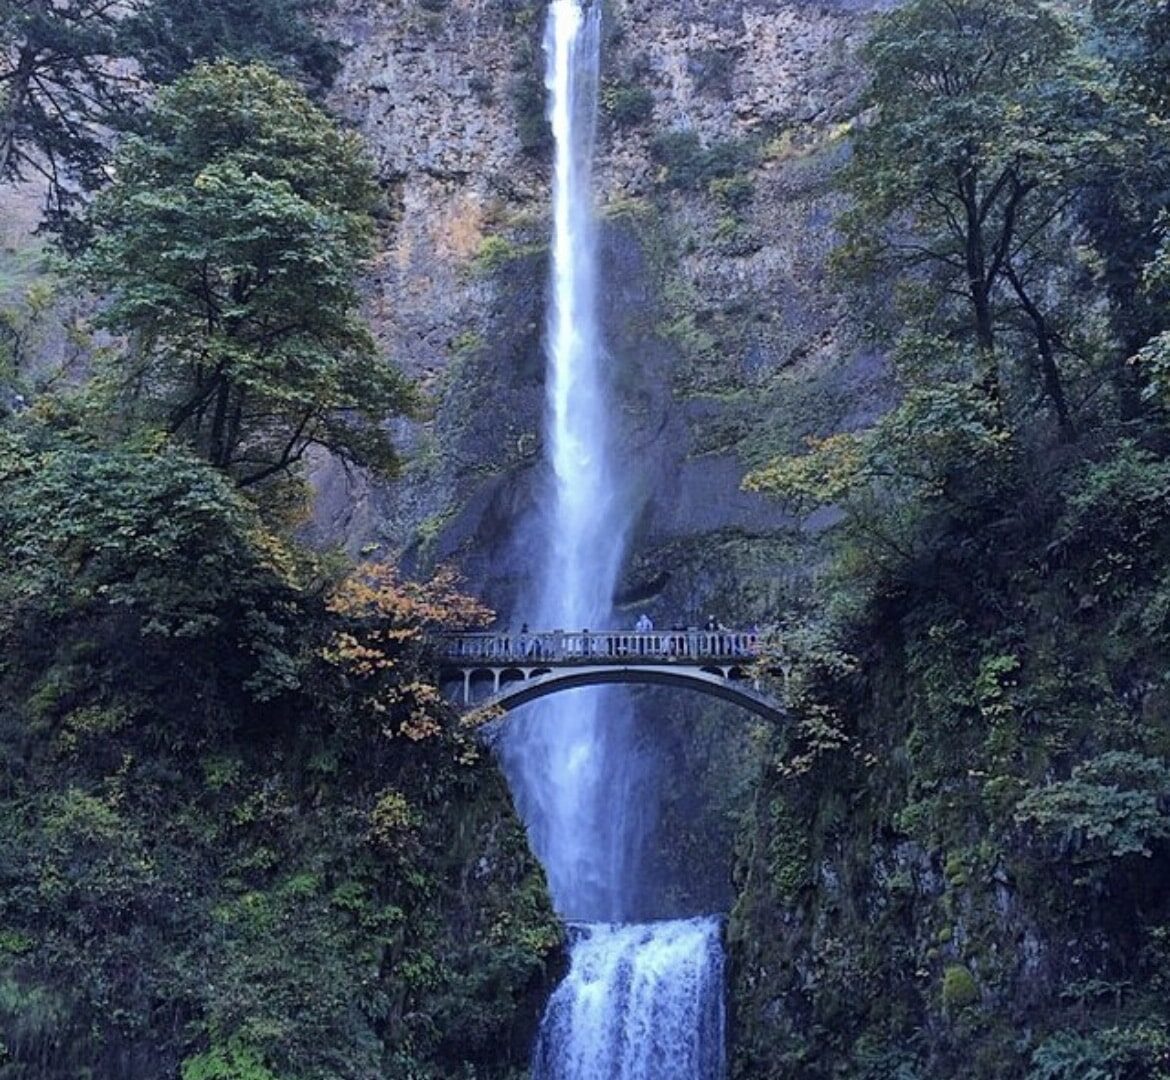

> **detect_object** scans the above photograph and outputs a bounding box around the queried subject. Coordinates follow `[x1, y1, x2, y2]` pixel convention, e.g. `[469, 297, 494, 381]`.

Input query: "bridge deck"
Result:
[438, 629, 760, 667]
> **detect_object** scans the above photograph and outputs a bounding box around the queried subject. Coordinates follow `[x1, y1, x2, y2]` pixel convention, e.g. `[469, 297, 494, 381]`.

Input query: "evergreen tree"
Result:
[123, 0, 340, 92]
[0, 0, 128, 220]
[0, 0, 340, 230]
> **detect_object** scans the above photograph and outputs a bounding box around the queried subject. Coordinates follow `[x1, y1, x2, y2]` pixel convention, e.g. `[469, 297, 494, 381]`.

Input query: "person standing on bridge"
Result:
[635, 613, 653, 656]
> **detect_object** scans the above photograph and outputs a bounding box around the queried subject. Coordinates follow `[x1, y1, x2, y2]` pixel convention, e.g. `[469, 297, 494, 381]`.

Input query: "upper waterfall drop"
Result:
[538, 0, 621, 631]
[498, 0, 649, 925]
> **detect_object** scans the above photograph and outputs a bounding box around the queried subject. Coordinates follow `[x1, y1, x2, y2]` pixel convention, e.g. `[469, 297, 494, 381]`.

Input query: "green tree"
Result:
[0, 426, 309, 702]
[79, 62, 418, 486]
[839, 0, 1134, 435]
[0, 421, 558, 1079]
[0, 0, 340, 233]
[1093, 0, 1170, 114]
[0, 0, 129, 219]
[1072, 2, 1170, 370]
[123, 0, 340, 91]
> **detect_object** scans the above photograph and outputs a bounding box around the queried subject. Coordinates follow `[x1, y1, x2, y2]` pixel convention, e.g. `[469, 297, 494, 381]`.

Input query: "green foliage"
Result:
[1029, 1023, 1170, 1080]
[941, 965, 979, 1011]
[745, 371, 1012, 590]
[0, 274, 57, 390]
[1016, 753, 1170, 867]
[766, 796, 811, 900]
[0, 431, 306, 699]
[1093, 0, 1170, 115]
[731, 5, 1170, 1077]
[0, 0, 126, 217]
[751, 617, 859, 779]
[0, 8, 560, 1080]
[181, 1039, 280, 1080]
[838, 0, 1145, 432]
[474, 235, 525, 275]
[124, 0, 340, 90]
[651, 130, 758, 192]
[601, 81, 654, 127]
[1053, 442, 1170, 606]
[709, 175, 754, 211]
[1135, 230, 1170, 406]
[78, 62, 419, 487]
[512, 74, 551, 154]
[0, 0, 340, 231]
[0, 417, 559, 1078]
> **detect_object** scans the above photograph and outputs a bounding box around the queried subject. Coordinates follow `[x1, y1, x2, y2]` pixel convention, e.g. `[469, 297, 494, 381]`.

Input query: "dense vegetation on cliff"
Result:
[5, 0, 1170, 1077]
[732, 2, 1170, 1076]
[0, 33, 558, 1080]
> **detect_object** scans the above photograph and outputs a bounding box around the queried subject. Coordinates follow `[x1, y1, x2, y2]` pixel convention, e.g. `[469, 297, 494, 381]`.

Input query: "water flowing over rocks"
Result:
[533, 918, 727, 1080]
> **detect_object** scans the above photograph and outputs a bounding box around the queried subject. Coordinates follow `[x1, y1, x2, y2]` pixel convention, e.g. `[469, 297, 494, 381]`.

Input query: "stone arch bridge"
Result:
[437, 629, 783, 722]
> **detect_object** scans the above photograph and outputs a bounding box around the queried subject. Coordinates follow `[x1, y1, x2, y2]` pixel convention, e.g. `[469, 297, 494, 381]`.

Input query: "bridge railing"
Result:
[437, 629, 761, 665]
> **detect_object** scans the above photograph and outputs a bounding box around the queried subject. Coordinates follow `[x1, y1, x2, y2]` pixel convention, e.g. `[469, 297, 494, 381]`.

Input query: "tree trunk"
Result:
[1004, 261, 1074, 439]
[961, 169, 1002, 409]
[223, 385, 245, 470]
[0, 49, 35, 180]
[207, 379, 232, 469]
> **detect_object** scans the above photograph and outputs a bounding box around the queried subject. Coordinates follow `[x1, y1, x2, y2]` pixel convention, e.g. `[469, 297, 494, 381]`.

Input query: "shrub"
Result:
[474, 235, 519, 275]
[512, 76, 550, 153]
[1029, 1023, 1170, 1080]
[602, 82, 654, 127]
[651, 130, 758, 192]
[942, 965, 979, 1011]
[709, 174, 755, 210]
[1015, 752, 1170, 870]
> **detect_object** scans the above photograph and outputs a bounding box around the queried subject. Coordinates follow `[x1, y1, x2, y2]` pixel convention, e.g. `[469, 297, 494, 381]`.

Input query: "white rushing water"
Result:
[533, 918, 727, 1080]
[498, 1, 728, 1078]
[500, 0, 645, 924]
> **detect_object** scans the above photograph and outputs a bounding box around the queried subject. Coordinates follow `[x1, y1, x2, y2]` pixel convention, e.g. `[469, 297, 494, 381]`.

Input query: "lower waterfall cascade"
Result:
[532, 918, 727, 1080]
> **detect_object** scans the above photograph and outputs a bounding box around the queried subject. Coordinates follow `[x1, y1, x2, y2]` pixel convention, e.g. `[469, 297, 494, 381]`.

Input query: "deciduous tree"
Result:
[79, 62, 418, 486]
[839, 0, 1136, 435]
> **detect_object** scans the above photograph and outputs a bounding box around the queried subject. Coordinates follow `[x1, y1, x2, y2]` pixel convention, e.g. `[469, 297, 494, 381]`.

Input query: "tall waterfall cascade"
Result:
[498, 1, 727, 1076]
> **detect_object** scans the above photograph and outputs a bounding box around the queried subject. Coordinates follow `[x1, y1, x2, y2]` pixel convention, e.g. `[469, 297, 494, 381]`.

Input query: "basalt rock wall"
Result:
[315, 0, 905, 1070]
[313, 0, 895, 626]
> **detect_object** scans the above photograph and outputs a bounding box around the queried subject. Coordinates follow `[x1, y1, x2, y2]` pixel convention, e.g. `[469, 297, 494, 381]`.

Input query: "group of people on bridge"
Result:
[441, 616, 761, 665]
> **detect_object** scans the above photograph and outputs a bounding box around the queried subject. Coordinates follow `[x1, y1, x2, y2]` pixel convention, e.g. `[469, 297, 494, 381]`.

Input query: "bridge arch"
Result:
[467, 664, 784, 724]
[438, 628, 783, 721]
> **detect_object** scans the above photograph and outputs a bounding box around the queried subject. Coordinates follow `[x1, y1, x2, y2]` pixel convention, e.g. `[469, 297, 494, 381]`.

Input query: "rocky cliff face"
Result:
[314, 0, 894, 625]
[317, 0, 904, 1067]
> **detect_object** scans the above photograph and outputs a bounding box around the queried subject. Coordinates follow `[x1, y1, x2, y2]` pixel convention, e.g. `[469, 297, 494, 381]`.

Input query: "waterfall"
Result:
[540, 0, 617, 632]
[498, 1, 727, 1077]
[499, 0, 645, 925]
[533, 918, 727, 1080]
